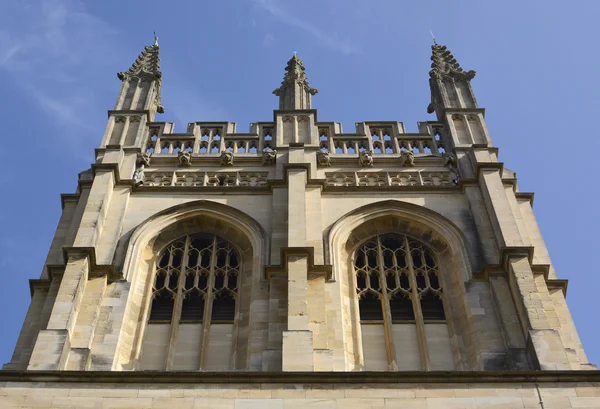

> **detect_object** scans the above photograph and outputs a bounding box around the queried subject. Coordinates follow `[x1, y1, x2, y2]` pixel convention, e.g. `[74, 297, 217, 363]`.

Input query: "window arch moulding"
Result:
[324, 200, 481, 371]
[110, 200, 268, 371]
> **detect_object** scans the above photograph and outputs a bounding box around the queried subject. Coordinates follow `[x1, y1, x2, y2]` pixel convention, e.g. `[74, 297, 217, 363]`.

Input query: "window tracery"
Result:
[140, 233, 240, 370]
[354, 233, 453, 371]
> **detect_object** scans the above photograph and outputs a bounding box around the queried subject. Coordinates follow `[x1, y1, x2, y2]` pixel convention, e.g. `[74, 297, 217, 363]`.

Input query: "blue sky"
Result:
[0, 0, 599, 367]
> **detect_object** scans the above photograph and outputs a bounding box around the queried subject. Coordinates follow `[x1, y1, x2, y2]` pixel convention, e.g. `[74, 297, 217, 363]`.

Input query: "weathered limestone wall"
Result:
[2, 377, 600, 408]
[6, 180, 590, 372]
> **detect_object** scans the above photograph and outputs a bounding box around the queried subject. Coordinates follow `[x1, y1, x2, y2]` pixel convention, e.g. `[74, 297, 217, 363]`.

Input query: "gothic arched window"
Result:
[140, 233, 239, 371]
[354, 233, 455, 371]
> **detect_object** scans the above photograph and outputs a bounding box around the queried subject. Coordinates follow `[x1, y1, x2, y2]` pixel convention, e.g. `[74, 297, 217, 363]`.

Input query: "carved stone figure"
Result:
[317, 151, 331, 167]
[359, 150, 374, 167]
[178, 151, 192, 167]
[442, 152, 460, 185]
[136, 152, 151, 167]
[133, 164, 145, 187]
[262, 149, 277, 166]
[399, 150, 415, 167]
[220, 151, 234, 166]
[132, 153, 151, 187]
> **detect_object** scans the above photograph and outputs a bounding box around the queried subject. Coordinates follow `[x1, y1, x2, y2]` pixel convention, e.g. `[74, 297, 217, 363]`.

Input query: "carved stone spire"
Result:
[117, 42, 162, 82]
[429, 44, 476, 81]
[115, 40, 164, 115]
[273, 54, 318, 110]
[427, 43, 477, 116]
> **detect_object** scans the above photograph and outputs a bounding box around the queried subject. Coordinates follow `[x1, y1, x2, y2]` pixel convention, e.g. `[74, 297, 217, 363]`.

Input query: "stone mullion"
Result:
[117, 116, 130, 146]
[114, 79, 130, 110]
[405, 236, 430, 371]
[376, 236, 397, 369]
[226, 248, 239, 370]
[462, 114, 475, 144]
[199, 235, 218, 369]
[165, 236, 191, 370]
[129, 78, 142, 111]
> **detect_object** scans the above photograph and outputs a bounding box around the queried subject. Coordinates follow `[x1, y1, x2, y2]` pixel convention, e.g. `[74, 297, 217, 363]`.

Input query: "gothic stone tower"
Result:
[2, 41, 600, 409]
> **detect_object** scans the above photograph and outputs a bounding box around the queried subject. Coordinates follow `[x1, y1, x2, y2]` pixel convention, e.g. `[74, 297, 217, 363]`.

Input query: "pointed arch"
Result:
[111, 200, 267, 371]
[324, 200, 481, 371]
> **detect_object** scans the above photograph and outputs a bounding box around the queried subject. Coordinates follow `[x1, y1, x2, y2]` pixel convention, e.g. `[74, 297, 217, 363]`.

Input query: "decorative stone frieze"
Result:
[325, 171, 455, 187]
[143, 171, 268, 187]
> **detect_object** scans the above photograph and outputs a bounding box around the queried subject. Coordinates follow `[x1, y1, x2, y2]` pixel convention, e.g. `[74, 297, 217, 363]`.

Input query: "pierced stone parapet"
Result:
[144, 124, 272, 156]
[325, 171, 456, 187]
[142, 171, 268, 187]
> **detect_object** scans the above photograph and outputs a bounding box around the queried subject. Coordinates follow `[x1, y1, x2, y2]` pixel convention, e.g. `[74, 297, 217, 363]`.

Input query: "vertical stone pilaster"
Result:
[270, 188, 288, 265]
[66, 276, 107, 370]
[287, 169, 307, 247]
[282, 256, 313, 371]
[3, 285, 49, 370]
[262, 276, 287, 371]
[95, 187, 130, 265]
[28, 254, 89, 370]
[478, 169, 523, 248]
[73, 170, 115, 248]
[506, 255, 571, 370]
[489, 275, 529, 369]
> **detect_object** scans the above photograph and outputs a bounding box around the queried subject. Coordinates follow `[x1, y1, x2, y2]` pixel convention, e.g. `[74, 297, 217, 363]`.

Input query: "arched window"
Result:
[354, 233, 455, 371]
[140, 233, 239, 370]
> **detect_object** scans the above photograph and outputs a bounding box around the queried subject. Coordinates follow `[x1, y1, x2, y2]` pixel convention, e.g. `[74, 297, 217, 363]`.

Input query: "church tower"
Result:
[2, 41, 599, 408]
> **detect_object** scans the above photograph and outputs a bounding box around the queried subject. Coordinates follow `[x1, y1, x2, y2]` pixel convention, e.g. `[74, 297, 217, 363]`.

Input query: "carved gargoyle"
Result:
[136, 152, 151, 167]
[317, 151, 331, 167]
[178, 151, 192, 167]
[399, 151, 415, 167]
[262, 149, 277, 166]
[442, 152, 460, 185]
[133, 165, 145, 187]
[133, 152, 151, 187]
[220, 151, 234, 166]
[359, 150, 374, 167]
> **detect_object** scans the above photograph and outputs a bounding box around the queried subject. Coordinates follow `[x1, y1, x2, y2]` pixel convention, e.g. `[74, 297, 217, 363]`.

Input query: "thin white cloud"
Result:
[0, 0, 118, 159]
[252, 0, 359, 55]
[263, 33, 275, 47]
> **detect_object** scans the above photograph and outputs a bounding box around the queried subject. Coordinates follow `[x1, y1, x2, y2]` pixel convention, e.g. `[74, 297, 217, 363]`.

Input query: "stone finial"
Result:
[359, 150, 374, 167]
[317, 151, 331, 167]
[220, 151, 234, 166]
[429, 44, 476, 81]
[427, 43, 477, 114]
[399, 151, 415, 167]
[273, 54, 318, 110]
[262, 149, 277, 166]
[178, 151, 192, 167]
[117, 42, 162, 81]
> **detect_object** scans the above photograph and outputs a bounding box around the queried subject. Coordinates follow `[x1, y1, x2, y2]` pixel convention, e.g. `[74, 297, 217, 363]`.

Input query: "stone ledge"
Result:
[1, 370, 600, 384]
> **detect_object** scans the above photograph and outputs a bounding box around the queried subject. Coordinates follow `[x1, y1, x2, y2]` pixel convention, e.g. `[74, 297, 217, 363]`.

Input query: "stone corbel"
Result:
[264, 247, 332, 281]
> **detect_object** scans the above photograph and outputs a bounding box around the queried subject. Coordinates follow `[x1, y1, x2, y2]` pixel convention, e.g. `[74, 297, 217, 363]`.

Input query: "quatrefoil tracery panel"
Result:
[150, 233, 240, 323]
[354, 233, 445, 322]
